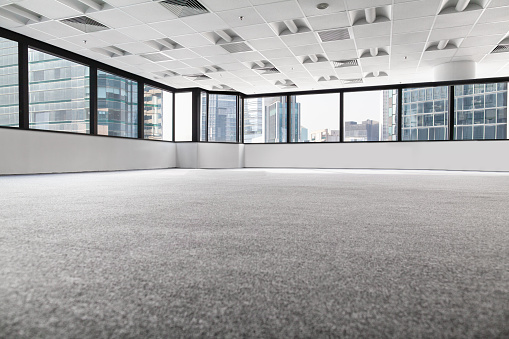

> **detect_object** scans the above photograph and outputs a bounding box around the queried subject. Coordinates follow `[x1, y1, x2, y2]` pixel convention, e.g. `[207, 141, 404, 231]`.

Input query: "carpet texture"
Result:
[0, 169, 508, 338]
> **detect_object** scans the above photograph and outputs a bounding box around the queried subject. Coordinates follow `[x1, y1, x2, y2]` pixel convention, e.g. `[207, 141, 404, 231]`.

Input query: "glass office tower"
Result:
[0, 37, 18, 128]
[208, 94, 237, 142]
[454, 83, 507, 140]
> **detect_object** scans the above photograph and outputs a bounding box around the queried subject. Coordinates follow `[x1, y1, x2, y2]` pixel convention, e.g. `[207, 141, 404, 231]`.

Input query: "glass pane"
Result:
[402, 86, 448, 141]
[243, 96, 287, 143]
[175, 92, 192, 141]
[144, 85, 172, 141]
[454, 82, 508, 140]
[344, 89, 398, 142]
[291, 93, 340, 142]
[28, 49, 89, 133]
[200, 92, 207, 141]
[0, 37, 18, 128]
[97, 70, 137, 138]
[208, 94, 237, 142]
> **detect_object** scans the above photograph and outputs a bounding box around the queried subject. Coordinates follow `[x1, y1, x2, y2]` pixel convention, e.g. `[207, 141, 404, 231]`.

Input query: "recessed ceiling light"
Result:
[317, 3, 329, 10]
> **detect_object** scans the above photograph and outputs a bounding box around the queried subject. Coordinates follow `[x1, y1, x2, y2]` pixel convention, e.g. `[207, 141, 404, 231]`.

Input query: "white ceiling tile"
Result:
[65, 34, 109, 48]
[191, 45, 230, 57]
[352, 21, 391, 39]
[206, 54, 237, 64]
[234, 24, 277, 40]
[46, 38, 83, 51]
[478, 6, 509, 24]
[429, 25, 472, 41]
[171, 33, 214, 48]
[88, 9, 144, 29]
[248, 37, 286, 51]
[289, 44, 324, 56]
[179, 13, 229, 32]
[103, 0, 152, 7]
[163, 48, 200, 60]
[16, 0, 82, 20]
[217, 62, 249, 71]
[297, 0, 346, 16]
[393, 0, 441, 20]
[216, 7, 265, 27]
[120, 2, 178, 24]
[29, 21, 82, 38]
[325, 50, 358, 60]
[200, 0, 251, 11]
[421, 49, 457, 60]
[117, 25, 166, 41]
[355, 35, 391, 49]
[345, 0, 393, 11]
[260, 48, 294, 58]
[254, 1, 303, 22]
[307, 12, 350, 31]
[392, 31, 429, 46]
[461, 35, 504, 48]
[391, 42, 425, 55]
[89, 30, 136, 45]
[434, 10, 482, 29]
[116, 42, 159, 54]
[321, 40, 357, 53]
[109, 54, 147, 65]
[455, 45, 495, 57]
[11, 25, 56, 41]
[392, 17, 434, 34]
[149, 20, 196, 37]
[280, 32, 318, 47]
[234, 51, 265, 62]
[469, 22, 509, 37]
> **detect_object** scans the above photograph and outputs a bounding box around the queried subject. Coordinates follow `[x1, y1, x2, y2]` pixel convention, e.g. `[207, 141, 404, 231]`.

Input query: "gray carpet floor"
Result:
[0, 168, 508, 338]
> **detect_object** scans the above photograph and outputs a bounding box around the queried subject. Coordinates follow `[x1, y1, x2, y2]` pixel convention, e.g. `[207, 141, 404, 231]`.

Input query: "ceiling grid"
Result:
[0, 0, 508, 93]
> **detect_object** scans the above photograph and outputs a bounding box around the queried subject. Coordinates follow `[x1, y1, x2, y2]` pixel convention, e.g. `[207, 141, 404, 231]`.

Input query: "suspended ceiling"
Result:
[1, 0, 509, 94]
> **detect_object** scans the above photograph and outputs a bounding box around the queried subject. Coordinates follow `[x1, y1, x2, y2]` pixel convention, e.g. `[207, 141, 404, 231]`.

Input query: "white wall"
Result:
[0, 128, 176, 175]
[177, 143, 244, 169]
[244, 142, 509, 172]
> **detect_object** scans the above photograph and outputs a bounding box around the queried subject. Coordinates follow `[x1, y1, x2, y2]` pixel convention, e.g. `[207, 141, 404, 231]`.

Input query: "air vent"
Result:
[90, 46, 129, 58]
[184, 74, 211, 81]
[141, 53, 171, 62]
[332, 59, 358, 68]
[60, 16, 108, 33]
[157, 0, 209, 18]
[492, 44, 509, 54]
[254, 66, 280, 74]
[153, 70, 179, 78]
[341, 78, 363, 85]
[318, 28, 350, 42]
[219, 42, 252, 53]
[212, 84, 234, 91]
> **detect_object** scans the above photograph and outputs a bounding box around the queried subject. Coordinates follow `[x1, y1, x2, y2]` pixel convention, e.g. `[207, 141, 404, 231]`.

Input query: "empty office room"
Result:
[0, 0, 508, 337]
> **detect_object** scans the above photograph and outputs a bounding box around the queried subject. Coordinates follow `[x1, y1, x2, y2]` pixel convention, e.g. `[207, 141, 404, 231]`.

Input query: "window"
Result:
[175, 92, 192, 141]
[455, 82, 507, 140]
[144, 85, 172, 141]
[200, 92, 207, 141]
[243, 96, 287, 143]
[97, 70, 137, 138]
[291, 93, 340, 142]
[402, 86, 448, 141]
[208, 94, 237, 142]
[0, 37, 18, 128]
[344, 89, 398, 142]
[28, 49, 89, 133]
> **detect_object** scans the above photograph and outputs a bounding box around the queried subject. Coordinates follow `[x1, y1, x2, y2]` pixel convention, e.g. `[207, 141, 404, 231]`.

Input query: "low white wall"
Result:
[244, 141, 509, 172]
[0, 128, 176, 175]
[176, 143, 244, 169]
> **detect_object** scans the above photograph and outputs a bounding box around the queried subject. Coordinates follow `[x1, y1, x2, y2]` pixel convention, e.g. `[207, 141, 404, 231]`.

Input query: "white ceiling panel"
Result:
[306, 12, 350, 31]
[234, 24, 277, 40]
[117, 25, 165, 41]
[17, 0, 83, 20]
[392, 17, 434, 34]
[29, 20, 82, 38]
[120, 2, 178, 24]
[248, 37, 286, 51]
[254, 1, 303, 22]
[171, 33, 214, 48]
[88, 9, 144, 29]
[393, 0, 441, 20]
[200, 0, 251, 11]
[297, 0, 346, 16]
[149, 20, 196, 37]
[351, 21, 391, 39]
[179, 13, 228, 32]
[216, 8, 265, 27]
[280, 32, 318, 47]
